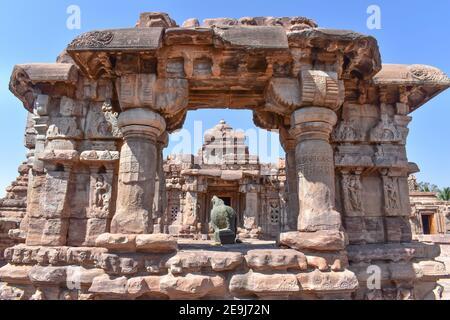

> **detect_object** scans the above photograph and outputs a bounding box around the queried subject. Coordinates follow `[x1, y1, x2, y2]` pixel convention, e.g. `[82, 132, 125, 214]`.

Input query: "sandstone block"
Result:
[95, 233, 137, 252]
[230, 272, 300, 296]
[29, 266, 67, 285]
[0, 283, 32, 300]
[347, 244, 416, 263]
[297, 270, 359, 292]
[245, 249, 307, 271]
[160, 273, 225, 299]
[0, 264, 32, 284]
[135, 234, 177, 253]
[66, 266, 106, 289]
[306, 256, 329, 271]
[89, 275, 128, 296]
[280, 230, 346, 251]
[126, 276, 161, 296]
[166, 251, 243, 274]
[67, 247, 108, 267]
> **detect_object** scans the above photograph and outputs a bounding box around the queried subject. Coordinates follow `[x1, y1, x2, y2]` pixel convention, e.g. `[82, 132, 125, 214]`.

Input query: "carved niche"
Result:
[332, 120, 362, 143]
[341, 170, 364, 216]
[46, 117, 82, 140]
[381, 173, 402, 215]
[370, 114, 402, 143]
[85, 102, 121, 139]
[90, 173, 112, 218]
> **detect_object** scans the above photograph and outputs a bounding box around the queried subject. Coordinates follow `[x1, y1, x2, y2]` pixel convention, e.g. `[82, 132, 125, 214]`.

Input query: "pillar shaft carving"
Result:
[153, 133, 169, 233]
[280, 130, 299, 232]
[290, 107, 341, 232]
[111, 108, 166, 234]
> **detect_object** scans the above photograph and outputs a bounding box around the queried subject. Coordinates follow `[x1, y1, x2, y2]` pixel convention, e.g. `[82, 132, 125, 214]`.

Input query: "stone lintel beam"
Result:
[213, 26, 289, 49]
[374, 64, 450, 113]
[287, 28, 382, 80]
[9, 63, 78, 112]
[111, 108, 166, 234]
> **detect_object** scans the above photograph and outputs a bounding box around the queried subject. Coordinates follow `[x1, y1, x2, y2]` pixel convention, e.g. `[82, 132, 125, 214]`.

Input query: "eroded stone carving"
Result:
[68, 31, 114, 50]
[210, 196, 237, 245]
[370, 114, 402, 143]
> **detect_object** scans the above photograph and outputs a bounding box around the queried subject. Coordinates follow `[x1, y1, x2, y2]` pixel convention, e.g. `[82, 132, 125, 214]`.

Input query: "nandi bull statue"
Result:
[210, 196, 238, 245]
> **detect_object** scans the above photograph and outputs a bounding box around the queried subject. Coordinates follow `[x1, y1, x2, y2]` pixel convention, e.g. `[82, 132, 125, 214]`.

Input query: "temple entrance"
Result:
[219, 197, 231, 206]
[162, 113, 286, 241]
[421, 212, 437, 235]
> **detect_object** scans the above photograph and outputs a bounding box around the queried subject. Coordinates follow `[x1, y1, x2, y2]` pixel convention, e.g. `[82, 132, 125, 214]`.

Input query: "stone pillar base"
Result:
[279, 230, 347, 252]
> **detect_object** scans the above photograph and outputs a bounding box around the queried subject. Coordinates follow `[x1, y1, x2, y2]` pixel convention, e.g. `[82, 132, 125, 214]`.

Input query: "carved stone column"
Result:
[27, 163, 72, 246]
[110, 108, 166, 234]
[153, 133, 169, 234]
[243, 183, 260, 235]
[280, 132, 298, 232]
[290, 107, 341, 232]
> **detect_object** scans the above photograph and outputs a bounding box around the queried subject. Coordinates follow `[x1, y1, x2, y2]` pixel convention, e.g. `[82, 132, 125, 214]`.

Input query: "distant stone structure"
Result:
[162, 120, 286, 240]
[408, 175, 450, 299]
[1, 12, 450, 300]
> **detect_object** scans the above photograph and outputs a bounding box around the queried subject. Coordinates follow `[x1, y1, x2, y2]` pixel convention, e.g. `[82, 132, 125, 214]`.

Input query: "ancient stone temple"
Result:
[162, 120, 286, 240]
[408, 175, 450, 299]
[1, 12, 450, 300]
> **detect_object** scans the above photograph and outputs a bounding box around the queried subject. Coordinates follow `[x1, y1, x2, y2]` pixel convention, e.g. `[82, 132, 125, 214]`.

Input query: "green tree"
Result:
[438, 187, 450, 201]
[417, 182, 439, 193]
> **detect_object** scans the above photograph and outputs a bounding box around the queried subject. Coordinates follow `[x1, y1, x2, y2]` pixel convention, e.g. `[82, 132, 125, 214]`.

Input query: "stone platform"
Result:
[0, 233, 446, 300]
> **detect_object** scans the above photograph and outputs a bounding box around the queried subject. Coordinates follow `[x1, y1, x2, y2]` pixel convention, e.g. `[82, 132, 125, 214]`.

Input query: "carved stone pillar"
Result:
[153, 133, 169, 234]
[110, 108, 166, 234]
[280, 134, 299, 232]
[290, 107, 341, 232]
[238, 181, 261, 239]
[27, 163, 72, 246]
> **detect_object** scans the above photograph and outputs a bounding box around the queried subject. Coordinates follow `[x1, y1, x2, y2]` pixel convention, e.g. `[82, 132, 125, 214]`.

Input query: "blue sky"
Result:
[0, 0, 449, 196]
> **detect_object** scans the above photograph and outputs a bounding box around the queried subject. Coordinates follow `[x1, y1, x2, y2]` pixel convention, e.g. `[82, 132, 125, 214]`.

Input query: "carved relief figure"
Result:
[343, 175, 363, 212]
[93, 175, 110, 213]
[332, 121, 361, 142]
[385, 177, 400, 210]
[370, 114, 401, 143]
[46, 117, 82, 139]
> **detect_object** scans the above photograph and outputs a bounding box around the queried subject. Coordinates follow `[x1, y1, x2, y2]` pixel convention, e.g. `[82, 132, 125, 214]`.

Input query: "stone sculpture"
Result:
[210, 196, 237, 245]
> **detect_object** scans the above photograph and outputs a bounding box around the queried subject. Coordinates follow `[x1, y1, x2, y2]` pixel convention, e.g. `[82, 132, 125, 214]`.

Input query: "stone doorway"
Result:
[421, 212, 437, 235]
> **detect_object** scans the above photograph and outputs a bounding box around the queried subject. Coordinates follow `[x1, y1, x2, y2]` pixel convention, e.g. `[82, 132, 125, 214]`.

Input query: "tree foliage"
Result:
[417, 182, 440, 193]
[438, 187, 450, 201]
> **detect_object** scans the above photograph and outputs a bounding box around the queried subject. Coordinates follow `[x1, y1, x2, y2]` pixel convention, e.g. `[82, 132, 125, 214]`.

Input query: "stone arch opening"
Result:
[161, 108, 286, 240]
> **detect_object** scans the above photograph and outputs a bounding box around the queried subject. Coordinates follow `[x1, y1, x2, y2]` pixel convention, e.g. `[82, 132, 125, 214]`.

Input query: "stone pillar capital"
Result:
[298, 70, 345, 111]
[118, 108, 166, 140]
[281, 137, 296, 152]
[290, 106, 338, 141]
